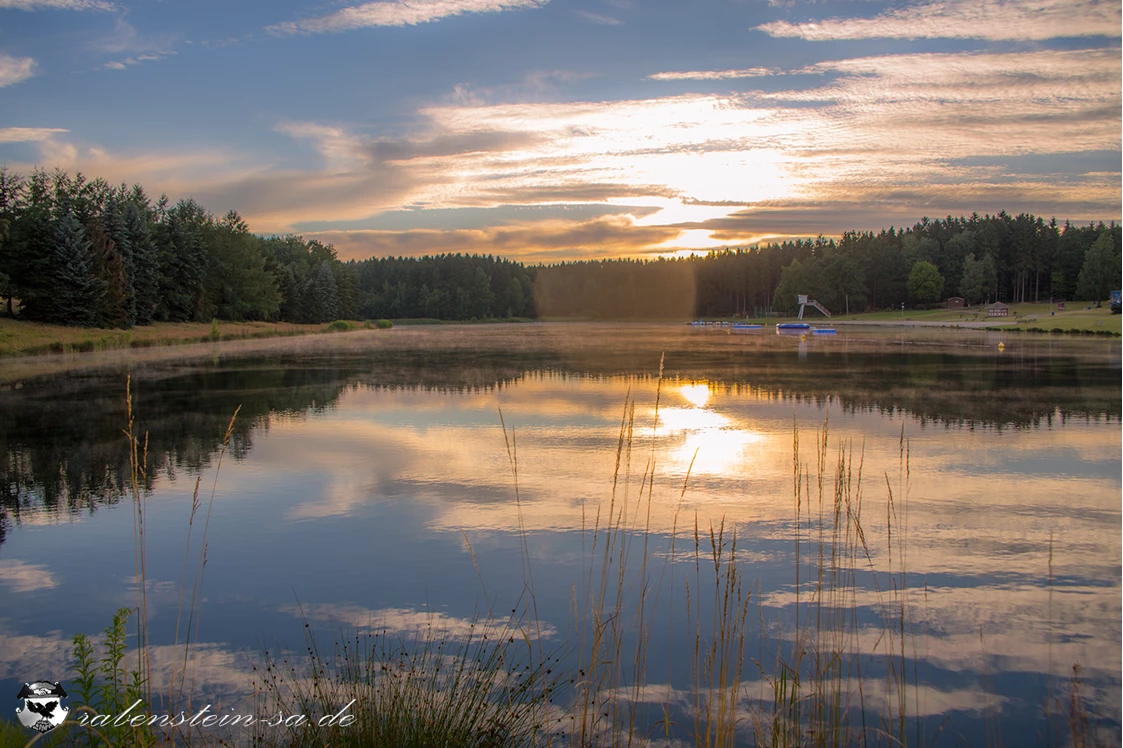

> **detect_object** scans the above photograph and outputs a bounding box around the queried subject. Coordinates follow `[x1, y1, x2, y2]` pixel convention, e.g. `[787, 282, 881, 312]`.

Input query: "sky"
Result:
[0, 0, 1120, 262]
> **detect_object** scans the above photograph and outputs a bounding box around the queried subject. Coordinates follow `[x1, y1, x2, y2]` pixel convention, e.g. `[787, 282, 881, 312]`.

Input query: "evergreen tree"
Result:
[88, 222, 130, 328]
[959, 253, 997, 305]
[0, 167, 25, 316]
[333, 262, 358, 320]
[505, 276, 524, 317]
[51, 212, 103, 326]
[307, 262, 340, 322]
[470, 266, 494, 319]
[102, 195, 137, 327]
[205, 211, 281, 321]
[156, 199, 210, 322]
[126, 198, 159, 325]
[11, 170, 57, 321]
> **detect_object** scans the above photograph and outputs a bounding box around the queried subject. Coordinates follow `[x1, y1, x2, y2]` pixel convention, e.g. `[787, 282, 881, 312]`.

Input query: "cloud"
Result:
[11, 48, 1118, 255]
[649, 67, 779, 81]
[304, 214, 684, 261]
[275, 121, 372, 172]
[167, 49, 1123, 240]
[92, 17, 177, 71]
[267, 0, 548, 36]
[103, 52, 173, 70]
[0, 560, 58, 592]
[0, 0, 112, 9]
[576, 9, 622, 25]
[0, 126, 67, 142]
[761, 50, 1122, 156]
[756, 0, 1122, 41]
[679, 178, 1122, 243]
[0, 54, 35, 87]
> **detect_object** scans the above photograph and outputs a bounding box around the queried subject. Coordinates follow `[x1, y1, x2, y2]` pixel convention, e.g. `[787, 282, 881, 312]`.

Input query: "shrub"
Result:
[375, 319, 393, 329]
[326, 320, 354, 332]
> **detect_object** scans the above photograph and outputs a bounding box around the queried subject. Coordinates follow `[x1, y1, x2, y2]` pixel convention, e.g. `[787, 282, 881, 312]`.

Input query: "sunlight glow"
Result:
[677, 383, 712, 408]
[672, 426, 764, 477]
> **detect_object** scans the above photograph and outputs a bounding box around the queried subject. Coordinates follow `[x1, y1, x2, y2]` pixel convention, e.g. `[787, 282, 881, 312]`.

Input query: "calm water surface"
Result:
[1, 324, 1119, 744]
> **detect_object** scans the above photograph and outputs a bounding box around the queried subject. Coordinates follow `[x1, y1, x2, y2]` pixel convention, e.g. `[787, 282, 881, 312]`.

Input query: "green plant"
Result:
[70, 608, 155, 747]
[209, 319, 221, 341]
[376, 319, 393, 329]
[326, 320, 354, 332]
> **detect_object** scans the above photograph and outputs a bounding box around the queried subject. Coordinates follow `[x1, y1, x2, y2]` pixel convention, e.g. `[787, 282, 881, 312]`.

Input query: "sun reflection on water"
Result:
[654, 382, 766, 475]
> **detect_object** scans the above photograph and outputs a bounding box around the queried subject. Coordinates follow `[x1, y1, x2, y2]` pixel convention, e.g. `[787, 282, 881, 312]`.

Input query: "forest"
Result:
[0, 167, 1118, 327]
[0, 168, 536, 327]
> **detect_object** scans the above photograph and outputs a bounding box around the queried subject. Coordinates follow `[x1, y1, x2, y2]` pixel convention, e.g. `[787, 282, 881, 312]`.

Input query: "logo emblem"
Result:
[16, 681, 69, 733]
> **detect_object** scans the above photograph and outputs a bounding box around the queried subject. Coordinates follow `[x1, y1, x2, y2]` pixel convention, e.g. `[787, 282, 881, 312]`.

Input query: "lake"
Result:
[1, 323, 1119, 745]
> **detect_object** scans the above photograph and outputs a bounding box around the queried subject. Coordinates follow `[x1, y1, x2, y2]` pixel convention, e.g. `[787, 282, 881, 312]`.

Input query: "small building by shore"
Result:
[987, 302, 1010, 317]
[947, 296, 965, 308]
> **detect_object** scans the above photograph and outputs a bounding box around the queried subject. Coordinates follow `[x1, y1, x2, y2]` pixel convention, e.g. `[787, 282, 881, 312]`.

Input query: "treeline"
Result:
[353, 255, 534, 320]
[532, 239, 825, 319]
[2, 167, 1118, 328]
[535, 214, 1120, 318]
[0, 168, 535, 328]
[771, 213, 1121, 315]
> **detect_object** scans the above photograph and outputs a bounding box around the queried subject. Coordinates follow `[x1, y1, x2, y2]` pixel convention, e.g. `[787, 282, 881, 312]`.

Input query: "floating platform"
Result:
[812, 328, 837, 335]
[732, 323, 762, 329]
[776, 323, 811, 330]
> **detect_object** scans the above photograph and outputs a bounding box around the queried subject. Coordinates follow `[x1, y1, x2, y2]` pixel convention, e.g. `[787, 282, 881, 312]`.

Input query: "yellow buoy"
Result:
[801, 333, 807, 340]
[998, 341, 1005, 351]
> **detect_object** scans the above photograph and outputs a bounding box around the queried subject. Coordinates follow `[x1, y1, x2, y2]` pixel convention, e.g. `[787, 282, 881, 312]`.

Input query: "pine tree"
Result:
[12, 170, 57, 321]
[51, 212, 103, 326]
[103, 195, 137, 327]
[88, 222, 129, 328]
[959, 253, 997, 305]
[0, 167, 26, 316]
[204, 211, 280, 321]
[126, 199, 159, 325]
[156, 199, 210, 321]
[306, 262, 340, 322]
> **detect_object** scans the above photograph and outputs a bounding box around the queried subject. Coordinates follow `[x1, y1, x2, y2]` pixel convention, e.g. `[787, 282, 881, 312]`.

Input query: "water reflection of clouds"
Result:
[0, 559, 58, 593]
[119, 371, 1118, 722]
[280, 603, 557, 641]
[760, 583, 1121, 681]
[0, 628, 254, 705]
[226, 375, 1120, 559]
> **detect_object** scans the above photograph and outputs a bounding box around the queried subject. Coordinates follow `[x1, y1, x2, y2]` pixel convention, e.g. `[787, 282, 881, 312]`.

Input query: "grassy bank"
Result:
[724, 301, 1121, 335]
[0, 316, 540, 358]
[0, 318, 315, 357]
[0, 318, 402, 357]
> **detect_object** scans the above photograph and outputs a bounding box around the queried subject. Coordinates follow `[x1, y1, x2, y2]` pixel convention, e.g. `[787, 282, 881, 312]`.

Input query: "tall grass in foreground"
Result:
[249, 610, 563, 747]
[554, 369, 914, 746]
[750, 420, 918, 748]
[34, 378, 241, 748]
[558, 360, 753, 748]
